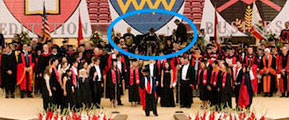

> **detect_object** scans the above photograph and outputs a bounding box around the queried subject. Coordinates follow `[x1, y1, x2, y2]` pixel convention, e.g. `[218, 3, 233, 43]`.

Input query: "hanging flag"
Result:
[214, 9, 221, 50]
[42, 3, 51, 41]
[77, 9, 84, 46]
[250, 2, 265, 40]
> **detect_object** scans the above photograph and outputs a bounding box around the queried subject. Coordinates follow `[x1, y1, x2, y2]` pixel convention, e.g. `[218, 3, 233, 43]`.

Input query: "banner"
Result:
[201, 0, 289, 37]
[0, 0, 92, 38]
[108, 0, 185, 35]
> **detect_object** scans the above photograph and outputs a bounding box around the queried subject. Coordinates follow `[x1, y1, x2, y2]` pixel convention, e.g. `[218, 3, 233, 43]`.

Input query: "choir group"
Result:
[1, 21, 289, 117]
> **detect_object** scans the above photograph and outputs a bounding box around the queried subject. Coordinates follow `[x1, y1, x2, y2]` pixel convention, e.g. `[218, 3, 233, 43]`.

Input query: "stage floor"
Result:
[0, 90, 289, 120]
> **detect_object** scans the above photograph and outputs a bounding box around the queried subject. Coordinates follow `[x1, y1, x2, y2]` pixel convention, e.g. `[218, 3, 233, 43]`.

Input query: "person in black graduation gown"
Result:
[234, 60, 243, 108]
[174, 19, 187, 43]
[209, 61, 222, 107]
[62, 69, 74, 108]
[49, 58, 63, 108]
[89, 57, 104, 108]
[179, 57, 194, 108]
[160, 62, 175, 107]
[51, 45, 62, 60]
[70, 60, 80, 109]
[142, 28, 159, 56]
[123, 27, 136, 53]
[1, 46, 17, 98]
[128, 59, 141, 107]
[116, 54, 125, 105]
[36, 44, 51, 94]
[197, 61, 211, 109]
[79, 62, 91, 108]
[139, 67, 158, 117]
[218, 61, 233, 109]
[280, 22, 289, 42]
[106, 59, 122, 108]
[145, 60, 159, 101]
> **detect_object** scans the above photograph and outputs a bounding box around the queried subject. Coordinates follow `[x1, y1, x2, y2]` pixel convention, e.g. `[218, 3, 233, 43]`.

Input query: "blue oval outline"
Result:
[107, 9, 198, 60]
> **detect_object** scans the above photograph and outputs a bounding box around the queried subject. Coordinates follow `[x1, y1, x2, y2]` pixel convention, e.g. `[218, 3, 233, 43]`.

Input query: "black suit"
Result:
[89, 65, 104, 107]
[179, 64, 194, 108]
[176, 23, 187, 43]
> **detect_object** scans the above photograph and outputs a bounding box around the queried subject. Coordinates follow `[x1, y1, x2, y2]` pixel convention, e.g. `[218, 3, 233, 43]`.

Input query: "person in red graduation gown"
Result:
[238, 66, 254, 109]
[129, 59, 141, 107]
[218, 61, 233, 109]
[260, 48, 277, 97]
[277, 47, 289, 97]
[139, 67, 158, 117]
[17, 44, 35, 98]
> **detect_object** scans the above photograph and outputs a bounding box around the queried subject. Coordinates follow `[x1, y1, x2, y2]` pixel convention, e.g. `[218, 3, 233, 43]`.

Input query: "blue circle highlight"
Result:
[107, 9, 198, 60]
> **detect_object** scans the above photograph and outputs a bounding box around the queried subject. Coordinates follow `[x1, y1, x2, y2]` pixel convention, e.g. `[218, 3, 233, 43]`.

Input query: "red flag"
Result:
[251, 26, 265, 40]
[77, 10, 83, 46]
[214, 10, 221, 51]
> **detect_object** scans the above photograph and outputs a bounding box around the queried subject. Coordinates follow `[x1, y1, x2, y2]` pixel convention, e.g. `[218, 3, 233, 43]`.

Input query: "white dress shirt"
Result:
[182, 64, 189, 80]
[149, 64, 154, 77]
[95, 65, 102, 81]
[117, 61, 122, 72]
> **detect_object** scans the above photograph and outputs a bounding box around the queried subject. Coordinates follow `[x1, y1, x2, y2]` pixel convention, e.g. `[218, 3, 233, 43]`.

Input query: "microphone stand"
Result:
[112, 69, 120, 114]
[175, 65, 183, 113]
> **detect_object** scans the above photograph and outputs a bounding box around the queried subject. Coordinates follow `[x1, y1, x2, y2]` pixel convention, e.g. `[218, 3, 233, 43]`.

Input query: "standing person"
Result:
[89, 57, 104, 108]
[1, 46, 17, 98]
[62, 69, 74, 108]
[71, 61, 80, 108]
[129, 59, 140, 107]
[49, 58, 63, 108]
[234, 61, 243, 108]
[179, 57, 194, 108]
[139, 68, 158, 117]
[174, 19, 187, 43]
[218, 61, 233, 109]
[42, 67, 52, 110]
[260, 48, 277, 97]
[238, 67, 254, 109]
[145, 60, 159, 101]
[245, 47, 258, 94]
[0, 29, 4, 48]
[116, 54, 125, 105]
[160, 62, 175, 107]
[106, 59, 122, 108]
[197, 61, 211, 109]
[17, 44, 35, 98]
[277, 47, 289, 97]
[280, 22, 289, 42]
[209, 61, 221, 107]
[79, 62, 91, 107]
[37, 44, 51, 94]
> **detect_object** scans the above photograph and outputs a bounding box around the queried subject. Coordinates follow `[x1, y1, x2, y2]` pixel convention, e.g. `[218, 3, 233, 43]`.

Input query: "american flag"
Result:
[42, 4, 51, 41]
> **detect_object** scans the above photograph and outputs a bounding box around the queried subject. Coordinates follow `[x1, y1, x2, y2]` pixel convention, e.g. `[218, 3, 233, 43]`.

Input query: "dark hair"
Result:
[174, 19, 180, 22]
[50, 58, 58, 66]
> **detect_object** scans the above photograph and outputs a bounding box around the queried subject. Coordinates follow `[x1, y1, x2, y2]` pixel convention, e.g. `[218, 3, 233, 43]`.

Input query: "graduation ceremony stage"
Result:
[0, 90, 289, 120]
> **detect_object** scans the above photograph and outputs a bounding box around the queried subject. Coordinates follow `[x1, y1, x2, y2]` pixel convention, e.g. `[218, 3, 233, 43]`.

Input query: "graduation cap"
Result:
[62, 40, 68, 44]
[51, 45, 59, 50]
[130, 58, 137, 62]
